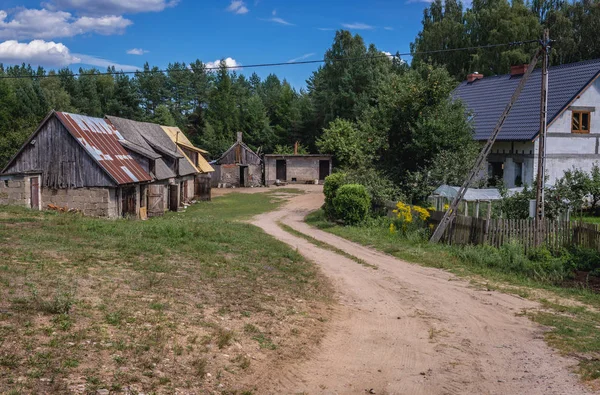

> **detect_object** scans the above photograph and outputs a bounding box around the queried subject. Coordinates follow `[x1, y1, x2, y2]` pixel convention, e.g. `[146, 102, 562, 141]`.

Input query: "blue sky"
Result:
[0, 0, 432, 88]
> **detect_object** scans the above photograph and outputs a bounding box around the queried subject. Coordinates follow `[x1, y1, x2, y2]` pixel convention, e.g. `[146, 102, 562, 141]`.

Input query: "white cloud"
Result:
[205, 57, 240, 70]
[0, 39, 79, 66]
[127, 48, 148, 55]
[76, 53, 139, 71]
[384, 26, 394, 31]
[262, 9, 294, 25]
[317, 27, 335, 31]
[226, 1, 249, 15]
[287, 53, 315, 63]
[0, 39, 139, 71]
[341, 22, 374, 30]
[46, 0, 179, 15]
[382, 51, 394, 60]
[0, 8, 132, 40]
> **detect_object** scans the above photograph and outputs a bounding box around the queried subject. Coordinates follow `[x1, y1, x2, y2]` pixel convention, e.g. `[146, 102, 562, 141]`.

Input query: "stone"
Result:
[96, 390, 109, 395]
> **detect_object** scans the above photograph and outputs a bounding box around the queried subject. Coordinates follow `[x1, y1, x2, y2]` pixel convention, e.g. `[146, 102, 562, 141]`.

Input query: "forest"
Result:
[0, 0, 598, 203]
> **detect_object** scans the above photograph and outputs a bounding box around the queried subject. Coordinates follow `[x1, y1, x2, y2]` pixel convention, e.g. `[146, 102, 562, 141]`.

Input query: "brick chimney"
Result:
[294, 141, 299, 155]
[511, 64, 528, 76]
[467, 72, 483, 83]
[237, 132, 243, 143]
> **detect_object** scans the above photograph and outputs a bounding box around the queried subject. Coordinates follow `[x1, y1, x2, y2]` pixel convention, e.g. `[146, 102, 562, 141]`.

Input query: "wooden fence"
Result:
[428, 211, 600, 252]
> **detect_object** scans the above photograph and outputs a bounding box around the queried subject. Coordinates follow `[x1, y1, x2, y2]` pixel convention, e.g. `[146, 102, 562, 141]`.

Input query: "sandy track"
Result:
[250, 188, 590, 395]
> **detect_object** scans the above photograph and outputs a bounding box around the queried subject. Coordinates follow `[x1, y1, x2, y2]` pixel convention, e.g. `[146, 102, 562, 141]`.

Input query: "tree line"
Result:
[412, 0, 600, 80]
[1, 0, 599, 202]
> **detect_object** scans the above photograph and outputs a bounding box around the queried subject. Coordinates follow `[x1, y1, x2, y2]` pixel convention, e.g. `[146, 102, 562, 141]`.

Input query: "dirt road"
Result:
[251, 187, 590, 395]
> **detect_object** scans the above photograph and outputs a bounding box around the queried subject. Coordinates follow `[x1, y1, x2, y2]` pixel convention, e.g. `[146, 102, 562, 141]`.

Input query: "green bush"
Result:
[345, 168, 403, 214]
[323, 172, 347, 219]
[333, 184, 371, 225]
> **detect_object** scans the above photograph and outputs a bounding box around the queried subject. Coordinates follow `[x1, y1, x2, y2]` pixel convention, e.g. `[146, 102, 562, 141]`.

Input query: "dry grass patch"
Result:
[0, 192, 332, 394]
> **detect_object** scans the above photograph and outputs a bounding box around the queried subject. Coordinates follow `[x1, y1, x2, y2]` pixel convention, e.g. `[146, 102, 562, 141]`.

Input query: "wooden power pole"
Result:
[430, 44, 546, 244]
[534, 29, 551, 246]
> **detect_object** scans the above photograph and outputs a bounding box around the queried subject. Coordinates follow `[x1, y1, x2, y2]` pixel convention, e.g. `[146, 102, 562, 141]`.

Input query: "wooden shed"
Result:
[1, 111, 152, 218]
[106, 116, 199, 215]
[211, 133, 262, 188]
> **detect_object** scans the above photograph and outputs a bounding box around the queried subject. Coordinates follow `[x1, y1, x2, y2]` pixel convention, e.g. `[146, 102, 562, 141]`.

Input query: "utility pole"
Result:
[534, 29, 551, 246]
[430, 48, 543, 244]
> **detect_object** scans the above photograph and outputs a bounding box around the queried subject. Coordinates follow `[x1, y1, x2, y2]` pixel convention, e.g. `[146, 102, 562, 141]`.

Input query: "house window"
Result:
[572, 111, 591, 134]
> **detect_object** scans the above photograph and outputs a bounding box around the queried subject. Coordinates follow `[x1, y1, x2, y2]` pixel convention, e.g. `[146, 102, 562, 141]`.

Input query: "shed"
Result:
[161, 126, 214, 201]
[106, 116, 199, 214]
[212, 133, 262, 188]
[1, 111, 152, 218]
[264, 154, 332, 186]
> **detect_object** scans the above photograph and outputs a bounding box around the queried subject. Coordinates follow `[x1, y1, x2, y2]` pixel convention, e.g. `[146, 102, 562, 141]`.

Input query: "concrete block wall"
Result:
[41, 187, 118, 218]
[264, 157, 331, 186]
[0, 175, 33, 208]
[219, 165, 240, 187]
[247, 165, 262, 187]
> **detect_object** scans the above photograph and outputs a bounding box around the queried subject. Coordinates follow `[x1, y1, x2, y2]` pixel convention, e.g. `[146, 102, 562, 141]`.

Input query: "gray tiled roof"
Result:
[107, 116, 197, 178]
[453, 58, 600, 141]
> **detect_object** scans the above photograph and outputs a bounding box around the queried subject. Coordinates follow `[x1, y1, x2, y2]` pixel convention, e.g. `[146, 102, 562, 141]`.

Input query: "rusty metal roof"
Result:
[56, 112, 152, 185]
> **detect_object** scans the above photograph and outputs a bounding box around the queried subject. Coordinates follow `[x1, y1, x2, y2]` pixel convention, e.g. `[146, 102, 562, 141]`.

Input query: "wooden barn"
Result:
[211, 133, 263, 188]
[161, 126, 214, 200]
[1, 111, 152, 218]
[106, 116, 200, 216]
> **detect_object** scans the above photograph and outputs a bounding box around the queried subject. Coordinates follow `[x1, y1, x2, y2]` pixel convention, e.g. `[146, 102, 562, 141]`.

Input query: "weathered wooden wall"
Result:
[4, 116, 115, 188]
[218, 143, 262, 166]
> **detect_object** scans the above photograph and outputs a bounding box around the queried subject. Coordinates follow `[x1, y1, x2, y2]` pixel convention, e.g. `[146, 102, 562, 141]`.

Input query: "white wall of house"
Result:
[486, 77, 600, 187]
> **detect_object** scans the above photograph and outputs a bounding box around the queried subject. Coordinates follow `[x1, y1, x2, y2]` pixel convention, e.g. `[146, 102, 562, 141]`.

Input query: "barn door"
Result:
[148, 184, 164, 217]
[30, 177, 39, 210]
[169, 184, 178, 211]
[276, 160, 286, 181]
[121, 187, 136, 218]
[239, 166, 246, 187]
[319, 160, 330, 181]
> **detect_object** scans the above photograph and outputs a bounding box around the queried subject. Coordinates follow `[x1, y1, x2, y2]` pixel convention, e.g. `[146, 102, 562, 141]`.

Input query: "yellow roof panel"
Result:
[161, 126, 208, 154]
[178, 146, 214, 174]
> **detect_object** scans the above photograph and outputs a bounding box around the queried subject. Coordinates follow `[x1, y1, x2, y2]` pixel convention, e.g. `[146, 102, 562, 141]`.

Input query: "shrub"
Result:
[345, 168, 403, 213]
[333, 184, 370, 225]
[323, 172, 347, 219]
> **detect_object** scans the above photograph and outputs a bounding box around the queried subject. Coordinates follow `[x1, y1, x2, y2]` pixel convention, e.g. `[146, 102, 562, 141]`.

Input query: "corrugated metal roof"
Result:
[161, 126, 209, 154]
[453, 58, 600, 141]
[56, 112, 152, 185]
[105, 116, 176, 181]
[106, 116, 197, 178]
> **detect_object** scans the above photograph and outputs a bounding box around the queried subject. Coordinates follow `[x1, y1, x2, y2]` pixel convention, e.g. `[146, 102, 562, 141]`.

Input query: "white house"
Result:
[453, 59, 600, 187]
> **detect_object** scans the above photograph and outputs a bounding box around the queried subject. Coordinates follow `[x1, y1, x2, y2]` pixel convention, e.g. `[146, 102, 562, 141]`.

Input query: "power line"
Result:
[0, 39, 540, 80]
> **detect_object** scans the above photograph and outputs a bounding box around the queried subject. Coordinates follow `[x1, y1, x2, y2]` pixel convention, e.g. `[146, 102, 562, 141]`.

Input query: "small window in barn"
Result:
[572, 111, 591, 134]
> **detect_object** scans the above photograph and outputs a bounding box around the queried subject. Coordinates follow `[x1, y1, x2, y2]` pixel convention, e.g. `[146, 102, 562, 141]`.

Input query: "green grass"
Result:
[0, 191, 331, 394]
[306, 208, 600, 382]
[277, 222, 377, 269]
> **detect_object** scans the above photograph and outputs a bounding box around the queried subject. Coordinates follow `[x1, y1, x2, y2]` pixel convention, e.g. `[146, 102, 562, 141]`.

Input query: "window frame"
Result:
[572, 110, 591, 134]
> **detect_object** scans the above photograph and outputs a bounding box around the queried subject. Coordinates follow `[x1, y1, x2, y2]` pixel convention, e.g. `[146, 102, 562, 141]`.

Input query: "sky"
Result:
[0, 0, 432, 89]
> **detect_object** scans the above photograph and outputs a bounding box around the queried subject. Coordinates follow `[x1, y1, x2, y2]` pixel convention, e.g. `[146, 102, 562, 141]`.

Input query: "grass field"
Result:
[0, 191, 331, 394]
[305, 209, 600, 385]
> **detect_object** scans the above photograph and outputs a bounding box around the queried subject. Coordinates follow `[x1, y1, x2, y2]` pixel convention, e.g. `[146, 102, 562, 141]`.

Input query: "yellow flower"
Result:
[443, 203, 449, 211]
[389, 223, 397, 234]
[412, 205, 430, 221]
[395, 202, 413, 223]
